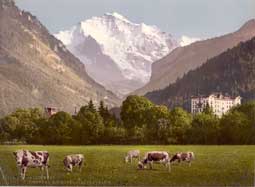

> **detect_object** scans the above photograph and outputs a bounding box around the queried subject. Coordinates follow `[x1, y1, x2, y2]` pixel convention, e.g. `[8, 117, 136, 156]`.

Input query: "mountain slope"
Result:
[134, 19, 255, 95]
[146, 36, 255, 110]
[55, 12, 179, 96]
[0, 0, 120, 116]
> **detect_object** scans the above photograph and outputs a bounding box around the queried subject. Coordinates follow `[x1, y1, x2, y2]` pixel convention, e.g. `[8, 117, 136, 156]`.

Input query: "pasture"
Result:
[0, 145, 254, 186]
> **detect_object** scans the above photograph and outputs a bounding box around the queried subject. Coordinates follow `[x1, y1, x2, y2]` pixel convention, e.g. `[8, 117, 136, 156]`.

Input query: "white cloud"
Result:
[180, 35, 201, 46]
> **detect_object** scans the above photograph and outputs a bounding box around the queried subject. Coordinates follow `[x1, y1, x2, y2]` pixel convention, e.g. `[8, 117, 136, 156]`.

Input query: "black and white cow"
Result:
[125, 150, 140, 163]
[170, 152, 195, 166]
[13, 150, 49, 180]
[63, 154, 84, 172]
[138, 151, 171, 172]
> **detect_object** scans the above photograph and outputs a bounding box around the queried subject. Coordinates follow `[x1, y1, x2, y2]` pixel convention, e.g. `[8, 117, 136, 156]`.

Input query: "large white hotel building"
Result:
[191, 93, 241, 117]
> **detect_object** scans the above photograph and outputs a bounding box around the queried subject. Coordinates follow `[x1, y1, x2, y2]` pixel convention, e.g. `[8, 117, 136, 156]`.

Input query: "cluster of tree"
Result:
[0, 96, 255, 145]
[0, 101, 124, 145]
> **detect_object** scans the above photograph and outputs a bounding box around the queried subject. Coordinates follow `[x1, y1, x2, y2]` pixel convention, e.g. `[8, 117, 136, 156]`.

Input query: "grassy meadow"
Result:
[0, 145, 254, 186]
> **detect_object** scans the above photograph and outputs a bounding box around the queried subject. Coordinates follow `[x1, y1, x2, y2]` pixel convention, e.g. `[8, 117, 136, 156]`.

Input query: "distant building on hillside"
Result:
[191, 93, 241, 117]
[44, 107, 58, 117]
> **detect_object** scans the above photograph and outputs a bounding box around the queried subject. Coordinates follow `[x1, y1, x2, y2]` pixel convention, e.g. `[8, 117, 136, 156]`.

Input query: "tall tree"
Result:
[187, 112, 219, 144]
[145, 105, 170, 143]
[0, 108, 44, 143]
[170, 107, 192, 144]
[121, 95, 153, 129]
[98, 100, 117, 127]
[220, 111, 249, 144]
[44, 112, 74, 144]
[88, 99, 96, 113]
[76, 105, 104, 144]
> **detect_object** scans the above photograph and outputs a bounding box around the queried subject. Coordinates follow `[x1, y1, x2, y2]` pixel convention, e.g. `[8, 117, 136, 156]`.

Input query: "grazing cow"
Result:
[125, 150, 140, 163]
[170, 152, 195, 166]
[138, 151, 171, 172]
[13, 150, 49, 180]
[63, 154, 84, 172]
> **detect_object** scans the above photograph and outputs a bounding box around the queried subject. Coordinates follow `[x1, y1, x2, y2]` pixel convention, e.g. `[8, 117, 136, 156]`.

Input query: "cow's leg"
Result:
[164, 159, 168, 167]
[45, 166, 49, 180]
[20, 167, 23, 179]
[149, 162, 153, 170]
[21, 167, 27, 180]
[17, 166, 22, 178]
[79, 161, 83, 172]
[188, 160, 191, 167]
[164, 162, 167, 167]
[20, 167, 24, 180]
[130, 157, 132, 164]
[40, 167, 44, 179]
[69, 164, 73, 172]
[167, 162, 171, 172]
[16, 165, 19, 175]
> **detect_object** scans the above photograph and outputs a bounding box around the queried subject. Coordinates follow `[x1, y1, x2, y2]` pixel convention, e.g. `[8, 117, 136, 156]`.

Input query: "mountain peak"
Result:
[55, 13, 179, 96]
[239, 19, 255, 31]
[104, 12, 131, 23]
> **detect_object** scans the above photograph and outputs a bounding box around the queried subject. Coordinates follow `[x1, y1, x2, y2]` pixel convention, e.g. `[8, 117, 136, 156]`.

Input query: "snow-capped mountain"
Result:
[55, 12, 179, 96]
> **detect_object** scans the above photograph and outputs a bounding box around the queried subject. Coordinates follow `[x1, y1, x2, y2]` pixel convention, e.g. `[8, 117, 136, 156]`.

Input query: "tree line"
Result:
[0, 95, 255, 145]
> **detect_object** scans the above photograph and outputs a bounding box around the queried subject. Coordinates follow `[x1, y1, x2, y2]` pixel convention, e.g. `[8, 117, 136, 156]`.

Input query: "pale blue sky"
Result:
[15, 0, 255, 38]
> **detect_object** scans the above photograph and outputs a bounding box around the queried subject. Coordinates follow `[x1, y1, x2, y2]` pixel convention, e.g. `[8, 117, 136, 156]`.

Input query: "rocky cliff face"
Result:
[0, 0, 120, 116]
[134, 19, 255, 95]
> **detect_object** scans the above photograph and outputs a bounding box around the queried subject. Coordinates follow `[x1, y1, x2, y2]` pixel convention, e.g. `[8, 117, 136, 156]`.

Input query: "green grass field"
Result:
[0, 145, 254, 186]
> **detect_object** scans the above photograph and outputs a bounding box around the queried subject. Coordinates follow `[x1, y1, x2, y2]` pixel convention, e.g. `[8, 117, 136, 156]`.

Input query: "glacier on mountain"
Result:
[55, 12, 179, 96]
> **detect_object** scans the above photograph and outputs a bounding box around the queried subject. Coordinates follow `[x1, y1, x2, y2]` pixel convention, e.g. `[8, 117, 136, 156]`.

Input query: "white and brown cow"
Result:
[125, 150, 140, 163]
[13, 150, 49, 180]
[170, 151, 195, 166]
[63, 154, 84, 172]
[138, 151, 171, 172]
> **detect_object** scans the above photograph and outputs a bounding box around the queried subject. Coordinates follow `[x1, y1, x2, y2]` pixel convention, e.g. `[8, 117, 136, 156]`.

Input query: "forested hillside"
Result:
[146, 37, 255, 111]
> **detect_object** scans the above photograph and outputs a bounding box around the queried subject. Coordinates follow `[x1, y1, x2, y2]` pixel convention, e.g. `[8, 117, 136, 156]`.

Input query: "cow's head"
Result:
[170, 153, 180, 163]
[138, 161, 144, 169]
[188, 152, 195, 160]
[13, 150, 24, 166]
[63, 157, 72, 172]
[138, 160, 147, 169]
